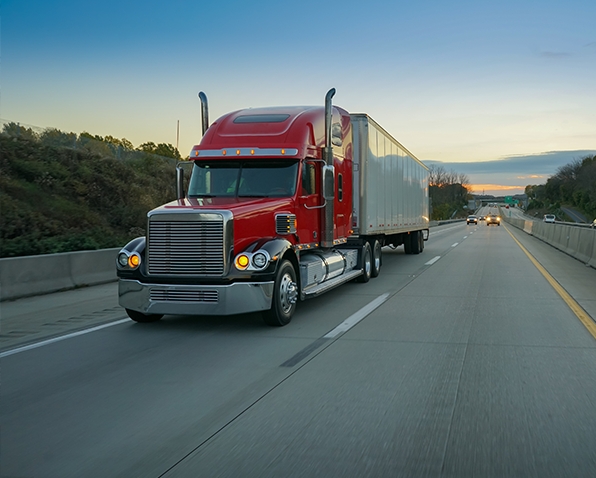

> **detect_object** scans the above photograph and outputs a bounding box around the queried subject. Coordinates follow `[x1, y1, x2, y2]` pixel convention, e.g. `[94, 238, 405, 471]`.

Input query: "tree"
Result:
[137, 141, 181, 160]
[427, 164, 471, 220]
[1, 122, 39, 141]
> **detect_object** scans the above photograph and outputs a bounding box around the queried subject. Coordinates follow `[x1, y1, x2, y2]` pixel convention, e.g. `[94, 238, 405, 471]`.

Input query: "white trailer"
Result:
[350, 114, 429, 251]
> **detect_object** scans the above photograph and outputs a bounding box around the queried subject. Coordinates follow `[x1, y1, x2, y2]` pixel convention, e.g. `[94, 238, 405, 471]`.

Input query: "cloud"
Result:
[539, 51, 571, 58]
[426, 150, 596, 197]
[516, 174, 546, 180]
[424, 150, 596, 175]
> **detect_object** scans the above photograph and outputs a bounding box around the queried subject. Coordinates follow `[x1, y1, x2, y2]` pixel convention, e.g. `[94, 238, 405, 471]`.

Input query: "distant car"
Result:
[543, 214, 556, 223]
[486, 214, 501, 226]
[478, 216, 485, 221]
[467, 215, 478, 225]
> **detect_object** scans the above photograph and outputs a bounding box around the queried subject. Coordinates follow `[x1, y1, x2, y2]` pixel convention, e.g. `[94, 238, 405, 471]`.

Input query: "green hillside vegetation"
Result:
[525, 154, 596, 221]
[0, 123, 182, 258]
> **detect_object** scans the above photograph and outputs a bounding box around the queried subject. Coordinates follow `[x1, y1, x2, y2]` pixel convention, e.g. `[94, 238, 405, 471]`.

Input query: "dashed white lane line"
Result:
[0, 319, 130, 358]
[324, 293, 391, 339]
[425, 256, 441, 265]
[451, 242, 459, 247]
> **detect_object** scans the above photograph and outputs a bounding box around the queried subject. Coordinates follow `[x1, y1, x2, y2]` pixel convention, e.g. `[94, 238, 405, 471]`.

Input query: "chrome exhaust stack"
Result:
[321, 88, 336, 249]
[198, 91, 209, 136]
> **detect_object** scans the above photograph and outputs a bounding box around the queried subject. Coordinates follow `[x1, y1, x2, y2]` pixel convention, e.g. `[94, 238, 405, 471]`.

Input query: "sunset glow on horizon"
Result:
[469, 184, 526, 196]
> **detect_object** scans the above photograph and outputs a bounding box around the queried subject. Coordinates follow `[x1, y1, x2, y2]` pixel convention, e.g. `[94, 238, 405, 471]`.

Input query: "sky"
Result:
[2, 0, 595, 196]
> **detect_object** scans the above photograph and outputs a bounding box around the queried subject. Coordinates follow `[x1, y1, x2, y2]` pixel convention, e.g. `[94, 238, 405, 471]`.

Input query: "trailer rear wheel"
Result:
[371, 239, 382, 277]
[411, 231, 422, 254]
[263, 260, 297, 327]
[356, 242, 372, 283]
[404, 233, 413, 254]
[405, 231, 421, 255]
[126, 309, 163, 323]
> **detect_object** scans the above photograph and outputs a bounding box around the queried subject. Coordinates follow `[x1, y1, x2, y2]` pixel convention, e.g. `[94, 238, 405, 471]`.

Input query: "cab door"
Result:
[296, 161, 321, 247]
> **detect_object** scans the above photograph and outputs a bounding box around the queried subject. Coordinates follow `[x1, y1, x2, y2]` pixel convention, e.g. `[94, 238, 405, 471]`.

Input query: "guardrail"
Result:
[0, 248, 120, 301]
[503, 216, 596, 269]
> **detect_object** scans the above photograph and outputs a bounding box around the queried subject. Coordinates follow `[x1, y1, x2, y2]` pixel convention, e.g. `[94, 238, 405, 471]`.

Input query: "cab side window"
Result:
[301, 162, 316, 196]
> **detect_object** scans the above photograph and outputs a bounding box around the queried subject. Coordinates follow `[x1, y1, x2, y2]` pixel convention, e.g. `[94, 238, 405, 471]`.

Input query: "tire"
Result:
[356, 242, 372, 283]
[370, 239, 382, 278]
[126, 309, 163, 323]
[411, 231, 421, 254]
[403, 233, 412, 254]
[263, 260, 297, 326]
[419, 231, 425, 252]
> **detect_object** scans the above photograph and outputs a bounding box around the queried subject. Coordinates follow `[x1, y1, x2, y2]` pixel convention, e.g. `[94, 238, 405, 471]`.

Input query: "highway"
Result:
[2, 219, 596, 477]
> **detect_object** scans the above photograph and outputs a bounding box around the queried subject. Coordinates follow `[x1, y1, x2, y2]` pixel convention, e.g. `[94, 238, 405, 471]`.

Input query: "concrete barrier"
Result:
[0, 248, 120, 301]
[504, 216, 596, 269]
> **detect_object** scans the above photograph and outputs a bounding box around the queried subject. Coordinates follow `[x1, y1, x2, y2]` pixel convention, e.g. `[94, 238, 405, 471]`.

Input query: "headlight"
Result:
[118, 251, 141, 270]
[235, 250, 271, 271]
[118, 252, 129, 267]
[252, 252, 268, 269]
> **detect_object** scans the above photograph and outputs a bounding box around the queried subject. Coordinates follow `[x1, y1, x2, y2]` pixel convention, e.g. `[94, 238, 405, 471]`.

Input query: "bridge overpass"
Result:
[2, 220, 596, 477]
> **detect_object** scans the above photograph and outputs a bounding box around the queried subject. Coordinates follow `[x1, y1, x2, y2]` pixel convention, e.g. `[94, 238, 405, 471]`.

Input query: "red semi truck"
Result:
[117, 89, 429, 326]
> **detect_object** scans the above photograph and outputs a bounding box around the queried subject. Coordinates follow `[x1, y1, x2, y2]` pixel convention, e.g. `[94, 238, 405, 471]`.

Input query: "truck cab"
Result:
[116, 89, 429, 327]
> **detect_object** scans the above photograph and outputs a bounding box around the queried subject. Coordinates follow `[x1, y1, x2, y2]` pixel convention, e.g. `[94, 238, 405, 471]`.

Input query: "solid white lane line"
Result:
[324, 293, 390, 339]
[0, 319, 130, 358]
[425, 256, 441, 265]
[451, 242, 459, 247]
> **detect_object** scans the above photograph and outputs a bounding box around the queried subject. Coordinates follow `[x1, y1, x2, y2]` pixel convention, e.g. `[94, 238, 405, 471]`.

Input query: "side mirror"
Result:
[323, 165, 335, 200]
[176, 164, 185, 200]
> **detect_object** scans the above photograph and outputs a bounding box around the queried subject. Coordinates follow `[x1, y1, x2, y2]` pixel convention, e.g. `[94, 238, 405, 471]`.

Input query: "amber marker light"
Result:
[281, 149, 286, 155]
[128, 253, 141, 269]
[236, 150, 241, 155]
[251, 149, 255, 155]
[235, 254, 250, 270]
[222, 150, 227, 155]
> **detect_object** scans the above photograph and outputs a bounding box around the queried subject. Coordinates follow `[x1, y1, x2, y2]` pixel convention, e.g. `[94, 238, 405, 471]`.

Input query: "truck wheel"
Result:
[411, 231, 421, 254]
[263, 260, 297, 327]
[371, 239, 382, 278]
[356, 242, 372, 283]
[126, 309, 163, 323]
[419, 231, 425, 252]
[404, 233, 412, 254]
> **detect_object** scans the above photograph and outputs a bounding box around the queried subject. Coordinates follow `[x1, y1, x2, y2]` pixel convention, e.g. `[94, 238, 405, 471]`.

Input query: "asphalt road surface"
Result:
[2, 221, 596, 477]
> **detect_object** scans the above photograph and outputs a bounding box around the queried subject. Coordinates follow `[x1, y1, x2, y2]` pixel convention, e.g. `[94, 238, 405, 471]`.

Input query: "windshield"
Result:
[188, 160, 299, 198]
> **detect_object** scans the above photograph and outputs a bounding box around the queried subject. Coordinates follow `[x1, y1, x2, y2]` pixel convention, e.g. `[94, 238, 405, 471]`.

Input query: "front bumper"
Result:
[119, 279, 274, 316]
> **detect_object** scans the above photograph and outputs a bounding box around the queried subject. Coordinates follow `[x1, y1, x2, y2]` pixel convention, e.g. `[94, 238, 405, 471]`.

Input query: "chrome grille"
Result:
[150, 288, 218, 303]
[148, 219, 225, 275]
